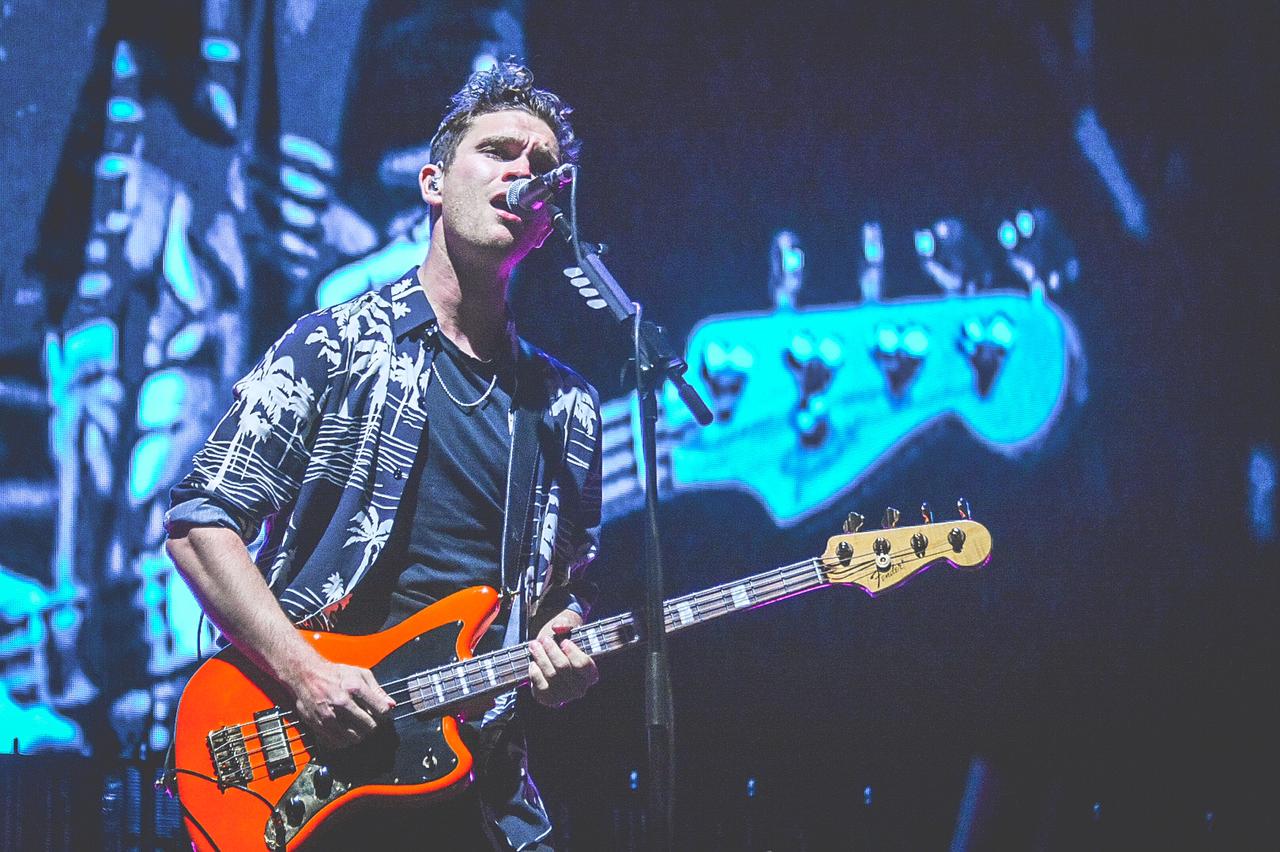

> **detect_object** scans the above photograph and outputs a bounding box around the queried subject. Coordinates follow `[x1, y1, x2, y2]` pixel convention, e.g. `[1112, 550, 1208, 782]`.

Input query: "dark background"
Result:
[2, 1, 1277, 848]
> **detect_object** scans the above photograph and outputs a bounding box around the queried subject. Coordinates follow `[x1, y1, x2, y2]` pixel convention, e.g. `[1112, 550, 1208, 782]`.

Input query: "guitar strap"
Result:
[500, 340, 546, 644]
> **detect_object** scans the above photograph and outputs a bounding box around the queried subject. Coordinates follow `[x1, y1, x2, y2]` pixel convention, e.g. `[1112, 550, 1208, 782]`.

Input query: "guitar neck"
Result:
[417, 559, 829, 705]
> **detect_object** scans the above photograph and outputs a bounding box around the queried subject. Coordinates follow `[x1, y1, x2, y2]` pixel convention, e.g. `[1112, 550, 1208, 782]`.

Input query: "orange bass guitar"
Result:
[172, 513, 991, 850]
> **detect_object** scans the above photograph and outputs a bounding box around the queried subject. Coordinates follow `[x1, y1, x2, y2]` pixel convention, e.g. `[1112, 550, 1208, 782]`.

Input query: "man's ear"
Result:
[419, 162, 444, 207]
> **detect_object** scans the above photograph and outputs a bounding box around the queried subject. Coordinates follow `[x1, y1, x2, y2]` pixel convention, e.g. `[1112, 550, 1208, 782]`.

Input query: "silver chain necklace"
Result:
[430, 359, 498, 410]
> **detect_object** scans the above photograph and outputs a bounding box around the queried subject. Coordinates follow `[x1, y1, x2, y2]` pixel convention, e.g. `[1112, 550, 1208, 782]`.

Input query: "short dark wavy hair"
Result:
[429, 60, 580, 169]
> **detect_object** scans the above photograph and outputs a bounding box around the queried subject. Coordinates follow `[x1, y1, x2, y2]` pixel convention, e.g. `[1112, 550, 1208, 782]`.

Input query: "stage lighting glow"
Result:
[914, 229, 936, 258]
[107, 97, 142, 122]
[113, 43, 137, 78]
[964, 318, 985, 342]
[51, 605, 77, 632]
[280, 197, 318, 229]
[1076, 107, 1149, 238]
[795, 407, 816, 433]
[902, 327, 929, 357]
[77, 272, 111, 298]
[137, 370, 186, 429]
[1248, 445, 1276, 543]
[163, 192, 201, 308]
[167, 319, 204, 355]
[281, 134, 335, 172]
[729, 346, 753, 370]
[95, 154, 130, 179]
[65, 320, 118, 370]
[129, 433, 171, 502]
[863, 222, 884, 264]
[201, 37, 241, 63]
[988, 314, 1014, 347]
[208, 85, 236, 128]
[998, 221, 1018, 249]
[770, 230, 805, 308]
[1015, 210, 1036, 238]
[781, 245, 805, 274]
[790, 334, 814, 359]
[818, 337, 843, 364]
[315, 236, 430, 308]
[876, 325, 900, 353]
[705, 342, 727, 370]
[473, 52, 499, 73]
[280, 165, 325, 200]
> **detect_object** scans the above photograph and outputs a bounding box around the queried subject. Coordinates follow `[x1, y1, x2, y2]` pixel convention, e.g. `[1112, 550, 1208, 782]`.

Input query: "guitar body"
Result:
[174, 585, 501, 851]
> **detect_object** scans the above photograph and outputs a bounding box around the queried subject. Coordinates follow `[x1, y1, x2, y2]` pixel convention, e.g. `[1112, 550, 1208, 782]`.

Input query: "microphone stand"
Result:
[546, 203, 712, 851]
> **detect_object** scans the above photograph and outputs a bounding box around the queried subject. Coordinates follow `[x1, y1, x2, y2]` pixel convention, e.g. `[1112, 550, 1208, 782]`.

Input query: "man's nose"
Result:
[503, 156, 535, 181]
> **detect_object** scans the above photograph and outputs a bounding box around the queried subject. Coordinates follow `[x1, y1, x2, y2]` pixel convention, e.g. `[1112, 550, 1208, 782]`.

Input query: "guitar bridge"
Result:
[207, 726, 253, 788]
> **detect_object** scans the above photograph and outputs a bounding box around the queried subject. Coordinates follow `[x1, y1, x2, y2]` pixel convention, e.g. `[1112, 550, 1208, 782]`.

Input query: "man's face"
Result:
[428, 109, 561, 270]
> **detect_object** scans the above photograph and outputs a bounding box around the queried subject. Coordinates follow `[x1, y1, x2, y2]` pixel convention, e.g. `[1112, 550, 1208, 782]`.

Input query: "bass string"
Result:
[220, 541, 963, 763]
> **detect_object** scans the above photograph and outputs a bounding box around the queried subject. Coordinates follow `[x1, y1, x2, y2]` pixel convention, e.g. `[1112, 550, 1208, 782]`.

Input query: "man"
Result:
[165, 61, 602, 850]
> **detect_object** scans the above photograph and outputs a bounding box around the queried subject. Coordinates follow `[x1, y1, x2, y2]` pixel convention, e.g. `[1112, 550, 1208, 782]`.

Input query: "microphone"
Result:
[505, 163, 575, 215]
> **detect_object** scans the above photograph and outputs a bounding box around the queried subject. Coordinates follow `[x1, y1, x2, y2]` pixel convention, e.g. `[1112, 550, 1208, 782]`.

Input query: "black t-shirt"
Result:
[338, 330, 515, 650]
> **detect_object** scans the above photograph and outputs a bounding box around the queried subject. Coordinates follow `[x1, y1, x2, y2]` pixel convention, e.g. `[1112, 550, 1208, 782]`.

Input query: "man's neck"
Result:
[417, 240, 511, 362]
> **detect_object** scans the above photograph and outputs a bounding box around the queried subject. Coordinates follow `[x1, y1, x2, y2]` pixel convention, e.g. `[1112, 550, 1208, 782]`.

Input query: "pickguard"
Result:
[301, 621, 467, 790]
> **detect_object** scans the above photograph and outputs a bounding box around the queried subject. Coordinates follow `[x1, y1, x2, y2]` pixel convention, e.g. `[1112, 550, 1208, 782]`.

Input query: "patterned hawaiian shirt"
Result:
[166, 268, 602, 849]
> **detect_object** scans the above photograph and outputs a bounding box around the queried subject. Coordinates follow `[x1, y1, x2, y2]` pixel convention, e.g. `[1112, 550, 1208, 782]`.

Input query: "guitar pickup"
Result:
[255, 709, 298, 780]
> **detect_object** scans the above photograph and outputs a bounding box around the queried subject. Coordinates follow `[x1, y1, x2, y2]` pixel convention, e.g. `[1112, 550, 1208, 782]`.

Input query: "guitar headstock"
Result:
[818, 502, 992, 595]
[660, 291, 1077, 526]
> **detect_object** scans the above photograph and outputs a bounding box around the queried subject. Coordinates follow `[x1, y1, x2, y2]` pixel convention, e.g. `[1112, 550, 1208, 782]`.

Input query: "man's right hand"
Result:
[166, 527, 396, 749]
[286, 656, 397, 749]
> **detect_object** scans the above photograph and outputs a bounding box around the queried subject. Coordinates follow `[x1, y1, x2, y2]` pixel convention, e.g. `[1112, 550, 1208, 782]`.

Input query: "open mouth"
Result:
[491, 195, 524, 223]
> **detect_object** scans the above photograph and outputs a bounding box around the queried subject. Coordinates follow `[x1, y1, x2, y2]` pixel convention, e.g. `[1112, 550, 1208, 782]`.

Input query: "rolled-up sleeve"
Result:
[164, 494, 254, 540]
[166, 310, 335, 542]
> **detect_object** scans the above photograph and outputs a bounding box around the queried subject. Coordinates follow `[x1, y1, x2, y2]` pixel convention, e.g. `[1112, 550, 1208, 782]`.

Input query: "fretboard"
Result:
[402, 557, 829, 713]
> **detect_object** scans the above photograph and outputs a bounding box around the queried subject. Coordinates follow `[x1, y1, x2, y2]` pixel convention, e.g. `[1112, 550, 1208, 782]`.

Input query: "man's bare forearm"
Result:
[166, 526, 394, 746]
[165, 526, 323, 684]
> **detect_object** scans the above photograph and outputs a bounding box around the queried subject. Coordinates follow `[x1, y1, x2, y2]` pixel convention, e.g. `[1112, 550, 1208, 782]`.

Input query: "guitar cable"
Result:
[169, 767, 225, 851]
[170, 764, 287, 852]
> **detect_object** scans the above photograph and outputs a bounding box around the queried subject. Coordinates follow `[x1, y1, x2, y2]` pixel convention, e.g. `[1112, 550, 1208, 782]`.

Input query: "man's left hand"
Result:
[528, 609, 599, 708]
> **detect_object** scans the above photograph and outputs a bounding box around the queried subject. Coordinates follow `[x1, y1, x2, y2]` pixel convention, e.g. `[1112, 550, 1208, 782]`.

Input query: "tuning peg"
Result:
[956, 497, 971, 520]
[920, 502, 933, 524]
[882, 506, 901, 529]
[843, 512, 865, 534]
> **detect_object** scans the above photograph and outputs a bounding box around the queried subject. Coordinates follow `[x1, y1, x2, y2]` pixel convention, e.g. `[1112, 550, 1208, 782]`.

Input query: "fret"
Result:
[675, 601, 695, 626]
[409, 676, 428, 712]
[405, 560, 830, 712]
